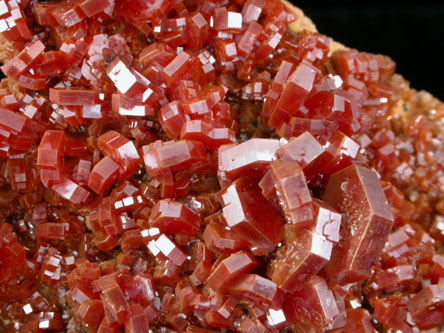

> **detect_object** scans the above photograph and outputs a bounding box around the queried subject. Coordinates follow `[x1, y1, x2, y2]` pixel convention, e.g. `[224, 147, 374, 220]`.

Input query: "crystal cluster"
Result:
[0, 0, 443, 331]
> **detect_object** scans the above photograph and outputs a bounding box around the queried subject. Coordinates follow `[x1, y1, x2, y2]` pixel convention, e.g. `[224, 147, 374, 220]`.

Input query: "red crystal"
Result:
[77, 299, 104, 331]
[33, 51, 69, 76]
[1, 40, 45, 79]
[0, 0, 437, 331]
[101, 284, 129, 325]
[150, 199, 201, 236]
[214, 8, 243, 33]
[79, 0, 112, 18]
[266, 199, 341, 293]
[0, 224, 26, 284]
[262, 60, 294, 118]
[203, 221, 249, 256]
[343, 308, 375, 332]
[324, 165, 394, 284]
[237, 21, 263, 58]
[163, 51, 200, 87]
[143, 139, 207, 177]
[52, 1, 86, 27]
[217, 177, 284, 254]
[189, 240, 213, 286]
[139, 42, 175, 68]
[147, 233, 187, 266]
[229, 274, 284, 308]
[88, 156, 120, 195]
[18, 71, 46, 90]
[277, 131, 325, 178]
[375, 265, 415, 292]
[206, 250, 259, 291]
[269, 60, 319, 128]
[218, 138, 280, 184]
[125, 304, 150, 333]
[49, 88, 98, 106]
[259, 158, 313, 231]
[51, 177, 92, 205]
[181, 119, 235, 151]
[35, 223, 69, 240]
[37, 130, 65, 187]
[180, 97, 212, 119]
[98, 197, 123, 236]
[332, 49, 396, 83]
[407, 284, 444, 329]
[283, 276, 344, 330]
[39, 247, 63, 286]
[242, 0, 265, 24]
[186, 12, 209, 51]
[97, 131, 140, 179]
[107, 57, 158, 102]
[159, 101, 189, 139]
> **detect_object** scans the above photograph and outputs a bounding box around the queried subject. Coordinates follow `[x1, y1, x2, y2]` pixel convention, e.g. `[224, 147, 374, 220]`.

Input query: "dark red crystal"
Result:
[324, 165, 394, 284]
[217, 177, 284, 254]
[0, 0, 439, 331]
[149, 199, 201, 236]
[206, 250, 259, 291]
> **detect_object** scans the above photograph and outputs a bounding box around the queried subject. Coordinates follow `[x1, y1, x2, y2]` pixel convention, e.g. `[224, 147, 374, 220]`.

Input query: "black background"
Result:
[292, 1, 444, 100]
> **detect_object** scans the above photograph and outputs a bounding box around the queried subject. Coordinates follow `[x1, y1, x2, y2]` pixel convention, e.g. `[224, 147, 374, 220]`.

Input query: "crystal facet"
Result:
[0, 0, 434, 331]
[218, 177, 284, 254]
[324, 165, 394, 284]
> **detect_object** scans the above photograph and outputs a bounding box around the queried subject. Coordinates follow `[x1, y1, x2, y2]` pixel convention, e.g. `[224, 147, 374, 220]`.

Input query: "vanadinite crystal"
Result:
[0, 0, 443, 331]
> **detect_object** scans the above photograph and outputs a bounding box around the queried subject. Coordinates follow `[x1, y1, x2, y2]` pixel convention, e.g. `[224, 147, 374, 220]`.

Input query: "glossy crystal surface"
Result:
[266, 205, 339, 293]
[259, 158, 313, 231]
[150, 199, 201, 236]
[206, 250, 259, 291]
[0, 0, 439, 331]
[283, 275, 344, 330]
[324, 165, 394, 284]
[218, 139, 280, 184]
[217, 177, 284, 254]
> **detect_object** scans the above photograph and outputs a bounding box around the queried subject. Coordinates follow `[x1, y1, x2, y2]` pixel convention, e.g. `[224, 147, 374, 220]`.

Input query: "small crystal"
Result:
[218, 177, 284, 253]
[206, 250, 259, 291]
